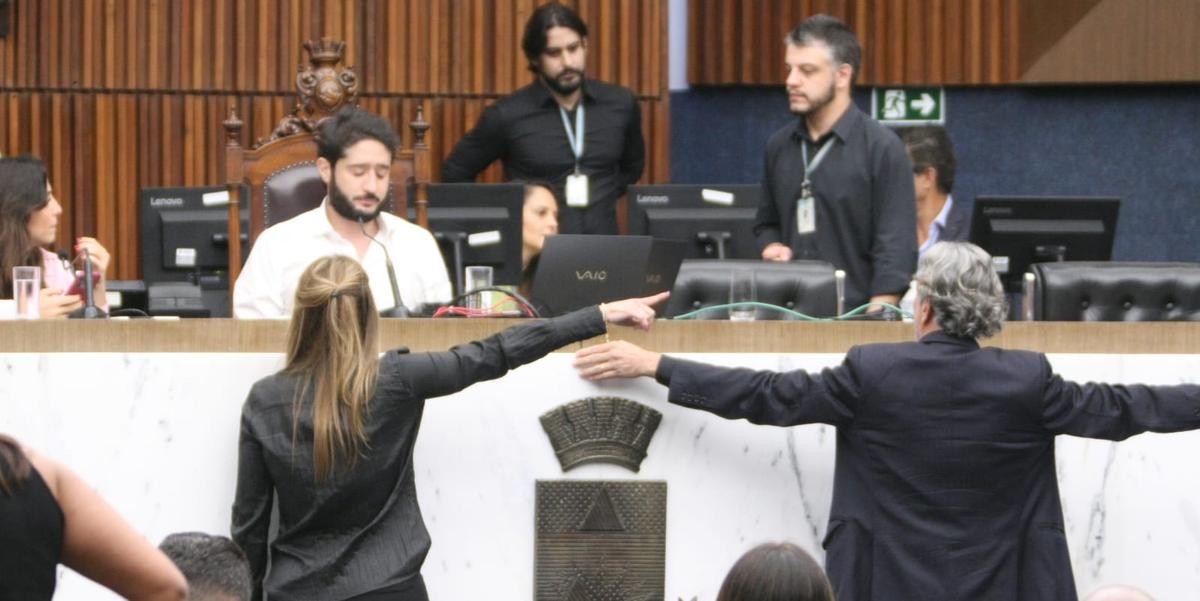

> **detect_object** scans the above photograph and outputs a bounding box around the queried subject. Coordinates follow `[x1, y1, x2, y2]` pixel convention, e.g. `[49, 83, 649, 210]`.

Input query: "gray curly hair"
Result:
[914, 242, 1007, 339]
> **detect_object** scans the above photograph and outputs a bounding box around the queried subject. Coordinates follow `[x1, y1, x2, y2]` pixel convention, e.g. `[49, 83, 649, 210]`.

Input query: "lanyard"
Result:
[559, 102, 586, 169]
[801, 137, 833, 182]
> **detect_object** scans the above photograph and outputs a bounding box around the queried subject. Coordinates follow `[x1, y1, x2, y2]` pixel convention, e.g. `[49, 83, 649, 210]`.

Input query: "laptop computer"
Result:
[529, 235, 686, 316]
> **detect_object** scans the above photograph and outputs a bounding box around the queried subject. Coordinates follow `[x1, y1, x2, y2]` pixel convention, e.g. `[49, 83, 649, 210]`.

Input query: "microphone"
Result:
[358, 216, 410, 318]
[79, 248, 106, 319]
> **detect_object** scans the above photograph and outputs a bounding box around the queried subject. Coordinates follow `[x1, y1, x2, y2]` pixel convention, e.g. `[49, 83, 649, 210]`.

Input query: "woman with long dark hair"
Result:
[232, 255, 665, 601]
[0, 434, 188, 599]
[0, 155, 110, 317]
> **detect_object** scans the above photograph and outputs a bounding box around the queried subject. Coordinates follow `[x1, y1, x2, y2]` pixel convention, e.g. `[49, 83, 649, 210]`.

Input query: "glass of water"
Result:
[729, 268, 756, 322]
[13, 266, 41, 320]
[464, 265, 494, 313]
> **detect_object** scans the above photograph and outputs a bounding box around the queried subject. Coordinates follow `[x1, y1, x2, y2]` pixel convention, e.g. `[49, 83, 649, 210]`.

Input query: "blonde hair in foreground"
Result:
[284, 255, 380, 481]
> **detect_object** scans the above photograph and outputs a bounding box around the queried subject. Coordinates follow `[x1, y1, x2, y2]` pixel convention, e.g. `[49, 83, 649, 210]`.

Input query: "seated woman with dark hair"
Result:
[0, 434, 187, 600]
[518, 181, 560, 296]
[232, 255, 665, 601]
[0, 155, 110, 318]
[717, 542, 835, 601]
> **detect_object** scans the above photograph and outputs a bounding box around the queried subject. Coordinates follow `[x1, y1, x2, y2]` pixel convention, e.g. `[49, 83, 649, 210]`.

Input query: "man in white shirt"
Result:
[234, 107, 451, 318]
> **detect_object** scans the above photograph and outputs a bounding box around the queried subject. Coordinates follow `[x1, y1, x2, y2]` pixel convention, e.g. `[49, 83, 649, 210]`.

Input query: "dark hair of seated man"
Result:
[159, 532, 252, 601]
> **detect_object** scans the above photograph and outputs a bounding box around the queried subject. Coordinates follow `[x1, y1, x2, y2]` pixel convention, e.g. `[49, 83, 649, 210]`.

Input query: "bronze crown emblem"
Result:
[540, 397, 662, 472]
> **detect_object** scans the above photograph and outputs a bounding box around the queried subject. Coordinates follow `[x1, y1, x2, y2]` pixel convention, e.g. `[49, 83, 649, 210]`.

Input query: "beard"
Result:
[790, 80, 836, 117]
[328, 173, 386, 223]
[541, 67, 584, 96]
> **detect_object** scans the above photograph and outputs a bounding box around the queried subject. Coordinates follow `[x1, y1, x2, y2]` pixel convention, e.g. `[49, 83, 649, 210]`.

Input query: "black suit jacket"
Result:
[940, 196, 970, 243]
[658, 331, 1200, 601]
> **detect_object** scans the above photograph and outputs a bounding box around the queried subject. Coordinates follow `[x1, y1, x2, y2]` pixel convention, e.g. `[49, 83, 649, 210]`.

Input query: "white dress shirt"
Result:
[233, 201, 451, 318]
[917, 194, 954, 257]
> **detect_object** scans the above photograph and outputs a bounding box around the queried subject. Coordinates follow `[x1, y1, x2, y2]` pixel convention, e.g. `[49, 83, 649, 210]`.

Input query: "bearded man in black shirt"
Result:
[441, 2, 645, 236]
[755, 14, 916, 312]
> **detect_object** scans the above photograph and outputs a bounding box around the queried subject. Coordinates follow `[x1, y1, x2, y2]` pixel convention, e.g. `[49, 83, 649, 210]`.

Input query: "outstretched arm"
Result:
[399, 292, 669, 400]
[576, 341, 858, 428]
[1041, 356, 1200, 439]
[27, 449, 188, 601]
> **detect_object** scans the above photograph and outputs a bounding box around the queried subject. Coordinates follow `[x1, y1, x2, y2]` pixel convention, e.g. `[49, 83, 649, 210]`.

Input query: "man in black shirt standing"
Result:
[441, 3, 645, 235]
[755, 15, 916, 311]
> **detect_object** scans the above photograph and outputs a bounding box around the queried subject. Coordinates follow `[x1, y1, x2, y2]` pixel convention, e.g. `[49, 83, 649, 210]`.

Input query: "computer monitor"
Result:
[422, 183, 525, 297]
[139, 186, 248, 317]
[968, 195, 1120, 292]
[627, 184, 762, 260]
[140, 186, 248, 285]
[529, 235, 685, 316]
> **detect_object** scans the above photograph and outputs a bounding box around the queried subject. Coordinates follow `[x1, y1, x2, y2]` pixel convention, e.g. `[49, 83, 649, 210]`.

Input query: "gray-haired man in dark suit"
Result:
[574, 241, 1200, 601]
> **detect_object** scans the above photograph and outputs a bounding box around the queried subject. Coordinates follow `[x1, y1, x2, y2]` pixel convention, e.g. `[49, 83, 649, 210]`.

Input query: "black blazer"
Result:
[940, 196, 970, 243]
[658, 331, 1200, 601]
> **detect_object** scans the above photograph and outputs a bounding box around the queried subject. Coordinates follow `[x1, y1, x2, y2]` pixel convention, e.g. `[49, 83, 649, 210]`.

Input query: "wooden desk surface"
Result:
[1, 319, 1197, 354]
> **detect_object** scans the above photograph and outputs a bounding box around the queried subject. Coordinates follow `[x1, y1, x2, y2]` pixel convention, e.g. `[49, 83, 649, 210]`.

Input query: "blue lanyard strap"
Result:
[801, 137, 833, 179]
[559, 102, 586, 166]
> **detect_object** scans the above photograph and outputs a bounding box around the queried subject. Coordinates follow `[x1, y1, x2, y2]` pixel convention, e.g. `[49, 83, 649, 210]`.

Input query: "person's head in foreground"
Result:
[1083, 584, 1156, 601]
[716, 542, 835, 601]
[159, 532, 252, 601]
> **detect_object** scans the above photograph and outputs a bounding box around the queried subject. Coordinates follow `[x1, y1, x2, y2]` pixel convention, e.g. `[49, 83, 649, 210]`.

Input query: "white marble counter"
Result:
[2, 351, 1198, 600]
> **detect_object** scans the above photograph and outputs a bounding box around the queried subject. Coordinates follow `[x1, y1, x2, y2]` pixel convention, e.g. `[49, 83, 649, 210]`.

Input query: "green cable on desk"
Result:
[670, 302, 912, 321]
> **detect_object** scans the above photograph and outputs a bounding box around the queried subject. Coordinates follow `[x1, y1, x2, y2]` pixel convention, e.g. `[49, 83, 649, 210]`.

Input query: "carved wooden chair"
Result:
[222, 38, 431, 285]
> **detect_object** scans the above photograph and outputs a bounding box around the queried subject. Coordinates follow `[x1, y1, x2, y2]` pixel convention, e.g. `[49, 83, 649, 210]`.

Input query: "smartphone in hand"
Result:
[65, 271, 101, 297]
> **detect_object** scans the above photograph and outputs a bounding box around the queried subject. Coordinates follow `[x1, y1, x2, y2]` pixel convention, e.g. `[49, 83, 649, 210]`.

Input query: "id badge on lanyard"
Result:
[796, 138, 833, 235]
[561, 104, 589, 208]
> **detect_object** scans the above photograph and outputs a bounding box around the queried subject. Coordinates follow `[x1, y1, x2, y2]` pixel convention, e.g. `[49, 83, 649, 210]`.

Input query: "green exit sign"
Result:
[870, 87, 945, 125]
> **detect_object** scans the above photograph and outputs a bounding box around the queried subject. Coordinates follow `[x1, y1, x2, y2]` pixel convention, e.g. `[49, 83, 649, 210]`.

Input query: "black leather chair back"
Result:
[1033, 261, 1200, 321]
[664, 259, 837, 320]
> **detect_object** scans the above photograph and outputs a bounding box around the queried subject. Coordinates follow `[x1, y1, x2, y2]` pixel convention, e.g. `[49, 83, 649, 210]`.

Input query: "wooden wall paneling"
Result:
[619, 0, 635, 90]
[0, 0, 670, 279]
[687, 0, 1036, 86]
[468, 0, 485, 93]
[701, 0, 718, 84]
[714, 0, 732, 83]
[1005, 0, 1020, 82]
[92, 95, 113, 256]
[386, 0, 405, 92]
[13, 0, 29, 85]
[115, 95, 137, 277]
[887, 0, 904, 83]
[904, 0, 924, 83]
[0, 8, 7, 87]
[49, 94, 69, 247]
[363, 2, 382, 94]
[927, 0, 944, 82]
[493, 0, 512, 94]
[685, 0, 700, 84]
[40, 0, 55, 86]
[943, 0, 963, 82]
[146, 0, 161, 89]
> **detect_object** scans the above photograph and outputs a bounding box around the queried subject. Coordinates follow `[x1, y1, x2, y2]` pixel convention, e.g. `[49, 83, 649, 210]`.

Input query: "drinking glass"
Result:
[464, 266, 494, 312]
[729, 269, 756, 322]
[13, 266, 41, 320]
